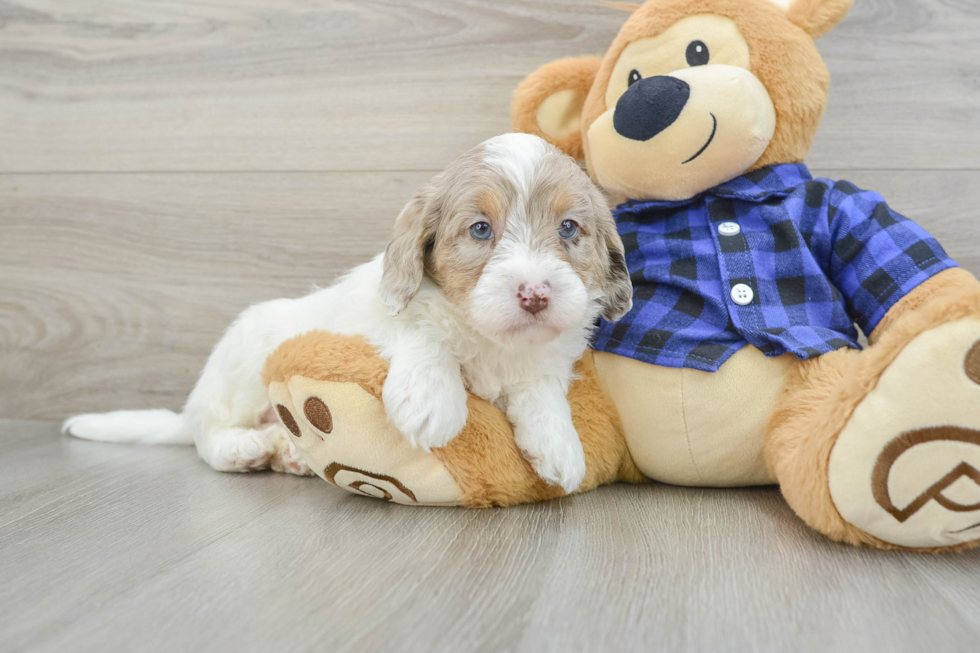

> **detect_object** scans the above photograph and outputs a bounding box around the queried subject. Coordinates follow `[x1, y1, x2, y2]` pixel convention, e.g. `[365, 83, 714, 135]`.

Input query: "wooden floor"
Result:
[3, 0, 980, 651]
[2, 419, 980, 653]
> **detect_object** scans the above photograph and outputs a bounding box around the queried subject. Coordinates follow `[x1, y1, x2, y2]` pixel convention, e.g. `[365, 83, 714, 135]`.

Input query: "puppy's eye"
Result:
[470, 221, 494, 241]
[558, 220, 579, 240]
[686, 40, 709, 66]
[627, 69, 642, 87]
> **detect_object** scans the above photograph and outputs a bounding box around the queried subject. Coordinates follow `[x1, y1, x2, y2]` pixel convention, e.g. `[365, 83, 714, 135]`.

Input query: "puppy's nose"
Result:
[518, 282, 551, 315]
[614, 75, 690, 142]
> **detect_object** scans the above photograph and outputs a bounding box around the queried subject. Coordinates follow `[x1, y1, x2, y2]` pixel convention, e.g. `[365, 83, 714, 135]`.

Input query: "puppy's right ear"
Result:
[511, 57, 602, 160]
[380, 187, 438, 315]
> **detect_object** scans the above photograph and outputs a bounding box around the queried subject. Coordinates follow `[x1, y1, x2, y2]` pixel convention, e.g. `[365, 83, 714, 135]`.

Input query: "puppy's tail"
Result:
[62, 409, 192, 445]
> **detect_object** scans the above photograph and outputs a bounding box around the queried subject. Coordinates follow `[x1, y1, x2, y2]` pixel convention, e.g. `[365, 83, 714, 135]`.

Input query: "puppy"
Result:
[64, 133, 633, 492]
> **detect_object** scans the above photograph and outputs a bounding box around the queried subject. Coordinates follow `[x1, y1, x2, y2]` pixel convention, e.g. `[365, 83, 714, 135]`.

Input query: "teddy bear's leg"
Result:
[262, 331, 641, 508]
[264, 332, 467, 505]
[767, 271, 980, 551]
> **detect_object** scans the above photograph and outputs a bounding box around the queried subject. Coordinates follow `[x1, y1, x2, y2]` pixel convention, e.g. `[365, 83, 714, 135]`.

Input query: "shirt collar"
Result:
[615, 163, 813, 216]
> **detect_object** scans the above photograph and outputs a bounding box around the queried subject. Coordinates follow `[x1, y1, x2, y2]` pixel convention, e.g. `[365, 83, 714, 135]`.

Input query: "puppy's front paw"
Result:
[516, 420, 586, 494]
[382, 363, 469, 451]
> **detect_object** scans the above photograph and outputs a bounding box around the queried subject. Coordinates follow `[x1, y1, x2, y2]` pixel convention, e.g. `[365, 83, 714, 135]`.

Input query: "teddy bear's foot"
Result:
[267, 374, 465, 506]
[828, 317, 980, 549]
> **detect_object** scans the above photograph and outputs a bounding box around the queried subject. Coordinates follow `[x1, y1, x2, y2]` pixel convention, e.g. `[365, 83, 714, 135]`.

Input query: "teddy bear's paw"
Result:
[267, 375, 465, 506]
[829, 317, 980, 549]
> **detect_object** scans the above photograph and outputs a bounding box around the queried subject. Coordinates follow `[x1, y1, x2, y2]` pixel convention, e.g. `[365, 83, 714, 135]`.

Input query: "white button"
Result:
[718, 221, 741, 236]
[730, 283, 754, 306]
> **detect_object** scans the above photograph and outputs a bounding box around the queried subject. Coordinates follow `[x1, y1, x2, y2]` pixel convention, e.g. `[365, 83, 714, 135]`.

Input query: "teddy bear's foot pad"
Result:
[829, 318, 980, 548]
[268, 375, 464, 506]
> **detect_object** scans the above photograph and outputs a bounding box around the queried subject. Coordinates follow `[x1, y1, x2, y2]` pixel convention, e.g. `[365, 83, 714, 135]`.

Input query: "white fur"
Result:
[469, 237, 593, 348]
[63, 409, 186, 444]
[483, 132, 548, 195]
[65, 134, 600, 493]
[452, 238, 598, 491]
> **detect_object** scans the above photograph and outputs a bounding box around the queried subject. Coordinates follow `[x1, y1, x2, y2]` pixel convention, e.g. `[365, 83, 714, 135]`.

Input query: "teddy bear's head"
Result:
[512, 0, 853, 201]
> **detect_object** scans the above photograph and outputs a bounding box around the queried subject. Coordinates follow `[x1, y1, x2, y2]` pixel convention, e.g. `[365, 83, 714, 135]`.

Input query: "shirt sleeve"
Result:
[818, 181, 958, 335]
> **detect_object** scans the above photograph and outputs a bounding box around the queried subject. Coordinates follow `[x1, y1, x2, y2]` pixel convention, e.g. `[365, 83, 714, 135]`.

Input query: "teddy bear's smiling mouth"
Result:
[682, 113, 717, 165]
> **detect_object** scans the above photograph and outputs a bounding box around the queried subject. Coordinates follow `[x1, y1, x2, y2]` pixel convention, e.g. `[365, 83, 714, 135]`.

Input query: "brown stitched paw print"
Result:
[966, 339, 980, 385]
[829, 317, 980, 548]
[303, 396, 333, 435]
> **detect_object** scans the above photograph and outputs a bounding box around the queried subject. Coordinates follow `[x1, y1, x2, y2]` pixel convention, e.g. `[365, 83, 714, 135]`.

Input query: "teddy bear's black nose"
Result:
[613, 75, 690, 142]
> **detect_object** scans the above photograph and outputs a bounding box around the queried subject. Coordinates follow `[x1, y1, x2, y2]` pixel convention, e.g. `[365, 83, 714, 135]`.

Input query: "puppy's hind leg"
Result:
[196, 423, 313, 476]
[182, 296, 318, 476]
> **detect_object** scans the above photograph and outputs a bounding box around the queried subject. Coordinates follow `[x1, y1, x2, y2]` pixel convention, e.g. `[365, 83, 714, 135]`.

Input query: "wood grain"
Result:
[2, 420, 979, 653]
[0, 171, 427, 419]
[0, 0, 625, 173]
[0, 0, 979, 173]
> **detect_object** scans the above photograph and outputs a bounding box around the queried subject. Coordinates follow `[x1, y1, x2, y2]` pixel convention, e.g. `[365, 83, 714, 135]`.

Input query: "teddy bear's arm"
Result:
[814, 183, 959, 339]
[869, 268, 980, 343]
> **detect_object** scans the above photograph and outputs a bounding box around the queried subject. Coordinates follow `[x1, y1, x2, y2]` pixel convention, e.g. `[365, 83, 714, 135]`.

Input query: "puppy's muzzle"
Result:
[613, 76, 690, 142]
[518, 282, 551, 315]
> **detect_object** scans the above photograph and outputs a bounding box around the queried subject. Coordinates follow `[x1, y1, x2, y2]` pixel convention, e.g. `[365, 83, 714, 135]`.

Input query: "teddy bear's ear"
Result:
[773, 0, 854, 39]
[511, 57, 602, 160]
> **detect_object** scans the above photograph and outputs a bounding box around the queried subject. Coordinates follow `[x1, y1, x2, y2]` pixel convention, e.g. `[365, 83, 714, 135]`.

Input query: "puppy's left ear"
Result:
[380, 186, 438, 315]
[597, 213, 633, 322]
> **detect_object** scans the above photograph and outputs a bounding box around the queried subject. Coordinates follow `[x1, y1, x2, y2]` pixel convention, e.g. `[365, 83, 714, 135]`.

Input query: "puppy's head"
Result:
[380, 133, 632, 348]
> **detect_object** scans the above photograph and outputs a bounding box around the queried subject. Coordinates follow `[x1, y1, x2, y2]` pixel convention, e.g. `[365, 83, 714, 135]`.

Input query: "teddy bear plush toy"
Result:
[265, 0, 980, 552]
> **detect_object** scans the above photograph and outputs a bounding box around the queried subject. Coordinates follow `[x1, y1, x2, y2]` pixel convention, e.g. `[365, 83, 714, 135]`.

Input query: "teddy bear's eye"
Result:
[686, 40, 709, 66]
[627, 69, 642, 87]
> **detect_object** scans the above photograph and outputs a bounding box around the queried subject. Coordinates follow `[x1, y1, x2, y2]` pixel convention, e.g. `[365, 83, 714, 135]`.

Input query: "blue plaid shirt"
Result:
[592, 164, 958, 372]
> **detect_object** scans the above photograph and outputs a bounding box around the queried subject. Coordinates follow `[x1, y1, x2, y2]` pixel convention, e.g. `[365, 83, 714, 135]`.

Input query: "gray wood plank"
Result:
[811, 0, 980, 170]
[1, 0, 978, 173]
[2, 169, 978, 421]
[0, 0, 625, 174]
[2, 420, 979, 653]
[0, 170, 428, 419]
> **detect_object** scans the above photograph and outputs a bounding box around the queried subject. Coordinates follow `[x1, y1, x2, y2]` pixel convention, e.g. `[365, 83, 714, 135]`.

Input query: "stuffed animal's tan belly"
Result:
[593, 347, 795, 487]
